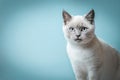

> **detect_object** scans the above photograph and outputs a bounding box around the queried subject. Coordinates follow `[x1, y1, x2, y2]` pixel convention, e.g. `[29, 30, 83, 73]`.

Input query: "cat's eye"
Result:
[69, 27, 74, 31]
[81, 27, 88, 31]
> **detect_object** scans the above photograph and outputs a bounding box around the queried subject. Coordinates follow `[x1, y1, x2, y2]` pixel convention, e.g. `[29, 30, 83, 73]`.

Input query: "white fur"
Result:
[63, 14, 120, 80]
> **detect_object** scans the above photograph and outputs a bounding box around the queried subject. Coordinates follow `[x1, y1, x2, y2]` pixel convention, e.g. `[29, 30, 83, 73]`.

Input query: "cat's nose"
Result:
[76, 35, 81, 37]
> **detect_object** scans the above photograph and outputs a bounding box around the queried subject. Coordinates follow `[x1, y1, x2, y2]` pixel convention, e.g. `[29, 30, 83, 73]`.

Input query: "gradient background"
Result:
[0, 0, 120, 80]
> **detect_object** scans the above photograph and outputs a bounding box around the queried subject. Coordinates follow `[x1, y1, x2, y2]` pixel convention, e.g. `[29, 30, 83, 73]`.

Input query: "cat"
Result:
[62, 9, 120, 80]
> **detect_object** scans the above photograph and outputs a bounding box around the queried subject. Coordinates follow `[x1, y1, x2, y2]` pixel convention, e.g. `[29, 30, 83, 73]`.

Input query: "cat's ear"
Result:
[62, 10, 72, 25]
[85, 9, 95, 24]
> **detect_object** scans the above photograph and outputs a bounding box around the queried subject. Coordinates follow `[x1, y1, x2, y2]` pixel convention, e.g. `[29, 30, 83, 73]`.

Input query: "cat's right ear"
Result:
[62, 10, 72, 25]
[85, 9, 95, 24]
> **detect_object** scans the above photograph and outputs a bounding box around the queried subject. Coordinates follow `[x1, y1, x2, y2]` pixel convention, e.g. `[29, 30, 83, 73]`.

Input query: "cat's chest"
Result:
[67, 44, 97, 63]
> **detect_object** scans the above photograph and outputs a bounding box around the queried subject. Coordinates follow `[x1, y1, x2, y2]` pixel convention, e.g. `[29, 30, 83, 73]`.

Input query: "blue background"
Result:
[0, 0, 120, 80]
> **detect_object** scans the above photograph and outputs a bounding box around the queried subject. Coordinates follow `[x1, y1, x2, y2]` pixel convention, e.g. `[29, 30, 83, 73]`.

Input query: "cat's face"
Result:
[62, 9, 95, 45]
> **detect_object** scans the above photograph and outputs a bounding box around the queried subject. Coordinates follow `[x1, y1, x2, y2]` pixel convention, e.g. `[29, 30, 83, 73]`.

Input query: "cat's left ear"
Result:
[85, 9, 95, 24]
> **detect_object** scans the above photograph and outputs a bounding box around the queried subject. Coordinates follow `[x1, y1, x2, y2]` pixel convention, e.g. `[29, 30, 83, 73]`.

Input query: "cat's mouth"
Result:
[74, 38, 82, 42]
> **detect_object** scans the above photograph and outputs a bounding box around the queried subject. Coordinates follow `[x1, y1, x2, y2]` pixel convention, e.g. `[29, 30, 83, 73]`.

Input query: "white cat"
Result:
[62, 9, 120, 80]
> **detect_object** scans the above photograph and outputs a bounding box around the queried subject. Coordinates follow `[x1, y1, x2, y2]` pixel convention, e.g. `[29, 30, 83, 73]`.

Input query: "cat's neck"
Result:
[68, 36, 100, 49]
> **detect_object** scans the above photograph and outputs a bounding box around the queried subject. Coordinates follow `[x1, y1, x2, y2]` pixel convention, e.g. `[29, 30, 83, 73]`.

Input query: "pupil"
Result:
[83, 27, 85, 30]
[69, 27, 74, 31]
[81, 27, 87, 31]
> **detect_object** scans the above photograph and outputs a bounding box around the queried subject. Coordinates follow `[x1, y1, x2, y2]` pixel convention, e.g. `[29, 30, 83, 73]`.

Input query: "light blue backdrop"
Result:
[0, 0, 120, 80]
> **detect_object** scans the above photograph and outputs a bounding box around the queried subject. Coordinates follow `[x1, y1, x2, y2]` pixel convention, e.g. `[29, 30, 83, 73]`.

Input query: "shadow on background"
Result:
[0, 0, 120, 80]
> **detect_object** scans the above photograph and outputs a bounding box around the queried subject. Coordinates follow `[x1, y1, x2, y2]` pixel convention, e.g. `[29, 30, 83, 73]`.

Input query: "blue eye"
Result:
[81, 27, 88, 31]
[69, 27, 74, 31]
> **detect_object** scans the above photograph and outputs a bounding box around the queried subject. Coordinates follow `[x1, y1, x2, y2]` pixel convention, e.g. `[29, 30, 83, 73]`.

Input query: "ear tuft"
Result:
[62, 10, 72, 25]
[85, 9, 95, 24]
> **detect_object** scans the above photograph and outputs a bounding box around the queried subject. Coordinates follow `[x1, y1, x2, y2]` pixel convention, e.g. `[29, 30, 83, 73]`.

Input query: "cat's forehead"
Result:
[68, 15, 87, 27]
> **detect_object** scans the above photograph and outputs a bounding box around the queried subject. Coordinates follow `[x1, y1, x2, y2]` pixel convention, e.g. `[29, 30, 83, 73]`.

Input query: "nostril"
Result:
[76, 35, 80, 37]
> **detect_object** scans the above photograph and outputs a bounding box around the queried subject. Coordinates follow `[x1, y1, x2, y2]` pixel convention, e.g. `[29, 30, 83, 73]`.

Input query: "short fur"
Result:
[62, 9, 120, 80]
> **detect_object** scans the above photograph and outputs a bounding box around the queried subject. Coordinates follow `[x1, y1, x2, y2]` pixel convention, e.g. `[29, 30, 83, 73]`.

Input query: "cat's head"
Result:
[62, 9, 95, 45]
